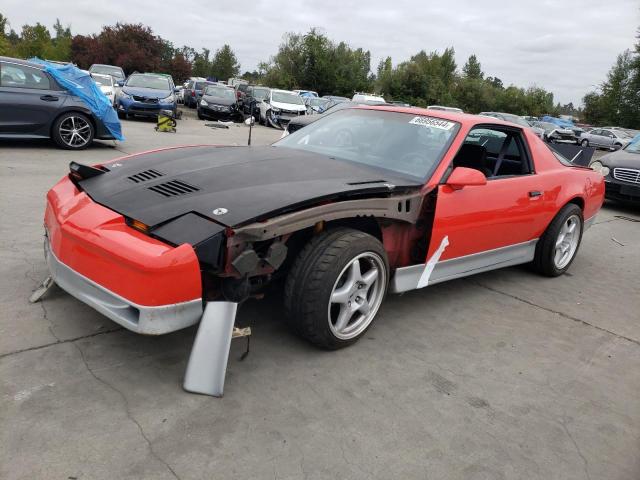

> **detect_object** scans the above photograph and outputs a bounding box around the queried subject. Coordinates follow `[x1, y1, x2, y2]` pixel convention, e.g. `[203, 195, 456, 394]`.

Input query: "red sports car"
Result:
[44, 107, 604, 348]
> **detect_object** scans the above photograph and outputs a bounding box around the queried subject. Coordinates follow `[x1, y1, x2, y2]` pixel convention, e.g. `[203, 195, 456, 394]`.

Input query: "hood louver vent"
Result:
[148, 180, 200, 197]
[128, 169, 164, 183]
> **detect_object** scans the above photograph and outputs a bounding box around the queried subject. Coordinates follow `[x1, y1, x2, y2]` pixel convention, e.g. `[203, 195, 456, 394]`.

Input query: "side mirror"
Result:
[264, 98, 270, 104]
[117, 80, 125, 87]
[174, 87, 180, 93]
[446, 167, 487, 190]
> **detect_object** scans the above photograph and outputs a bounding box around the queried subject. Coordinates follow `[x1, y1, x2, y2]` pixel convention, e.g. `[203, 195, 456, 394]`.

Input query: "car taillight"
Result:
[236, 91, 241, 99]
[191, 91, 195, 97]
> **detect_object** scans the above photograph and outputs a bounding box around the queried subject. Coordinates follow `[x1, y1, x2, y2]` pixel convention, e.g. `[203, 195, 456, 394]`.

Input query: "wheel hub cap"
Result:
[554, 214, 581, 269]
[328, 252, 386, 340]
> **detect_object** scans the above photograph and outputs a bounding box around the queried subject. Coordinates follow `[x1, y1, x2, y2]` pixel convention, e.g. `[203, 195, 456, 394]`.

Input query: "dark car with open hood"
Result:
[43, 106, 604, 353]
[590, 135, 640, 204]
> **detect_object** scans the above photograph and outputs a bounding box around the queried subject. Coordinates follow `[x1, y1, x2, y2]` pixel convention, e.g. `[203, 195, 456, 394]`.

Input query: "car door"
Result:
[0, 61, 64, 135]
[588, 129, 604, 147]
[425, 127, 552, 284]
[600, 130, 615, 148]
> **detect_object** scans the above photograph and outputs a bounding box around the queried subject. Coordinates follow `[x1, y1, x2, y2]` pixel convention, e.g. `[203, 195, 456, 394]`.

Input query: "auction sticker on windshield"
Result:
[409, 116, 455, 130]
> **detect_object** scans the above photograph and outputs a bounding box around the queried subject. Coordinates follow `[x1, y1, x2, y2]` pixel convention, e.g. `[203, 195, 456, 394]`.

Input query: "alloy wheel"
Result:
[328, 252, 386, 340]
[58, 116, 92, 148]
[554, 214, 581, 269]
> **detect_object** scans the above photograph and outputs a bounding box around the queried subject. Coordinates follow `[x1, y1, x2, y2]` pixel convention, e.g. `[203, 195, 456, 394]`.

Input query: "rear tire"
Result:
[581, 139, 589, 147]
[52, 112, 94, 150]
[532, 203, 583, 277]
[284, 228, 389, 349]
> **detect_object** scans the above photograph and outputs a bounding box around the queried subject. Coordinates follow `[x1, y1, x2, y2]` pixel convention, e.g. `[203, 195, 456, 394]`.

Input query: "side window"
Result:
[591, 129, 601, 136]
[601, 130, 612, 137]
[452, 126, 532, 178]
[0, 63, 51, 90]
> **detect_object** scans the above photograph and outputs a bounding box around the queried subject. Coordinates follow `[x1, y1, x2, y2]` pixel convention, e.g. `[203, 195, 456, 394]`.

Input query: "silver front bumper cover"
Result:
[45, 241, 203, 335]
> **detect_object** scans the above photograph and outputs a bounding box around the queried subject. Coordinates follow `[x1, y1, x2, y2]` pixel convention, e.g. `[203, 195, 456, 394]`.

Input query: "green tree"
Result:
[462, 54, 483, 80]
[16, 22, 51, 58]
[210, 44, 240, 80]
[0, 13, 11, 56]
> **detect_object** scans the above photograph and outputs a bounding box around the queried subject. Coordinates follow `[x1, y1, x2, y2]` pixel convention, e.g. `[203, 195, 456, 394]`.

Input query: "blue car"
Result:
[116, 73, 177, 118]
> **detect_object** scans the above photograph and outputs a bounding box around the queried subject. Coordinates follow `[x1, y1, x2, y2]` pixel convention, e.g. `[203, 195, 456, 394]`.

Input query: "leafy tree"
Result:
[15, 23, 51, 59]
[462, 54, 483, 80]
[0, 13, 10, 56]
[211, 44, 240, 80]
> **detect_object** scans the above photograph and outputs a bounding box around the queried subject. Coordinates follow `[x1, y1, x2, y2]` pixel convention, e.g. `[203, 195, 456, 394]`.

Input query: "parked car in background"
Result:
[183, 77, 208, 108]
[90, 73, 117, 106]
[175, 85, 185, 104]
[259, 89, 307, 129]
[283, 100, 391, 135]
[352, 92, 386, 103]
[293, 89, 319, 98]
[243, 85, 270, 120]
[0, 56, 116, 149]
[590, 135, 640, 203]
[323, 95, 350, 103]
[428, 105, 463, 113]
[234, 82, 250, 108]
[532, 121, 578, 144]
[88, 64, 126, 83]
[580, 128, 631, 150]
[197, 84, 241, 122]
[304, 96, 331, 114]
[479, 111, 545, 139]
[116, 73, 177, 119]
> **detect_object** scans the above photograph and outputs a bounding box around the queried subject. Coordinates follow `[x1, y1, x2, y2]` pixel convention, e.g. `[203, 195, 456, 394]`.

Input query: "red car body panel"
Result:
[45, 176, 202, 307]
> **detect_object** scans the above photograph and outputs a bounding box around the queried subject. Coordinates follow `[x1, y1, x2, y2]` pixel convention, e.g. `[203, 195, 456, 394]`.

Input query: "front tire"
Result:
[581, 139, 589, 147]
[284, 228, 389, 349]
[532, 203, 583, 277]
[52, 112, 94, 150]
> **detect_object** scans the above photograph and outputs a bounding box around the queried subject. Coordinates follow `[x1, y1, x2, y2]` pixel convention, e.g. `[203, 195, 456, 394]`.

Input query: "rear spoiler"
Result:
[69, 161, 107, 182]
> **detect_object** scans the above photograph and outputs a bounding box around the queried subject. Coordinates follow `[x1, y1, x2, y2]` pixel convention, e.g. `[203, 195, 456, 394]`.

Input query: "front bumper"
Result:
[604, 178, 640, 203]
[198, 106, 238, 121]
[118, 98, 176, 117]
[46, 241, 202, 334]
[44, 176, 203, 334]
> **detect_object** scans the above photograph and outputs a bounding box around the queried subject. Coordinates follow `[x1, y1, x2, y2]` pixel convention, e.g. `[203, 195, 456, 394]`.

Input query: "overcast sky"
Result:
[3, 0, 638, 105]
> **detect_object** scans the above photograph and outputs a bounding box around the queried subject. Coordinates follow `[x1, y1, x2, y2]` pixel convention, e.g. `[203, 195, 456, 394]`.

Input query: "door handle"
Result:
[529, 191, 542, 198]
[40, 95, 58, 101]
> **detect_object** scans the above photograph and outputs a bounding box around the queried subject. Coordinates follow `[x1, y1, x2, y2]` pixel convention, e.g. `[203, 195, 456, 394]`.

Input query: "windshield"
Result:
[90, 65, 124, 79]
[623, 135, 640, 153]
[204, 86, 235, 99]
[92, 75, 113, 87]
[125, 75, 170, 90]
[253, 87, 270, 100]
[272, 91, 304, 105]
[274, 109, 459, 180]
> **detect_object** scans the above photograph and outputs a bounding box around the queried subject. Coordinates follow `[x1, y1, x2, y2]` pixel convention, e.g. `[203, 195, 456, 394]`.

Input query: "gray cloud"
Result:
[2, 0, 638, 104]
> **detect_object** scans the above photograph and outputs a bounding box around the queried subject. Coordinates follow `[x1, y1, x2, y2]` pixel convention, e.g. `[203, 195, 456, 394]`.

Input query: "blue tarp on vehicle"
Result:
[29, 58, 124, 141]
[541, 116, 575, 129]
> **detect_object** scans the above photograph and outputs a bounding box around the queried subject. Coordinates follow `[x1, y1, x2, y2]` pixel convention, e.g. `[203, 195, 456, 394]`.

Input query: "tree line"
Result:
[2, 13, 635, 124]
[582, 30, 640, 129]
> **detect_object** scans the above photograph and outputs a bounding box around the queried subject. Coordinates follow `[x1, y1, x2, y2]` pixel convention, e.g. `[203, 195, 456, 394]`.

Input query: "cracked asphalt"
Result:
[1, 115, 639, 480]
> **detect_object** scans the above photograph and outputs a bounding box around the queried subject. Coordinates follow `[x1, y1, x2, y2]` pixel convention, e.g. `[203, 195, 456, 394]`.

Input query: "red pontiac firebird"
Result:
[44, 107, 604, 348]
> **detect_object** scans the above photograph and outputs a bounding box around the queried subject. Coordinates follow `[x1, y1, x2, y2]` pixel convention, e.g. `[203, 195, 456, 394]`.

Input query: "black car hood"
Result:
[202, 95, 236, 107]
[80, 145, 421, 231]
[601, 149, 640, 169]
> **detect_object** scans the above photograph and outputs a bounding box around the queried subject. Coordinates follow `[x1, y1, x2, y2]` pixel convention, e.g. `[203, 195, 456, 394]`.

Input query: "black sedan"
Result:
[197, 85, 242, 122]
[0, 56, 115, 149]
[590, 137, 640, 204]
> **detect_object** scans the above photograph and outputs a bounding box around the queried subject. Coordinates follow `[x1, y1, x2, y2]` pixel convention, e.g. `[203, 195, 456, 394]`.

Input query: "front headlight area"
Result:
[161, 94, 176, 104]
[200, 99, 208, 107]
[590, 161, 610, 177]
